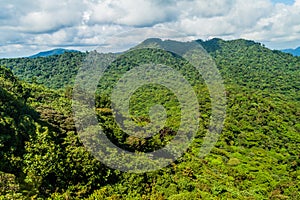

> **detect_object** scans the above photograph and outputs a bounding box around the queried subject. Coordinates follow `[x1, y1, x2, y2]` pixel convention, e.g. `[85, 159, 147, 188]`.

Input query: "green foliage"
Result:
[0, 38, 299, 199]
[0, 52, 86, 89]
[203, 38, 300, 100]
[0, 66, 115, 199]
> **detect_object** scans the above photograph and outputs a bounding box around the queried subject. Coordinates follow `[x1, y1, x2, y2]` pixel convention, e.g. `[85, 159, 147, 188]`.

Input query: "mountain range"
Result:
[28, 48, 80, 58]
[281, 47, 300, 56]
[26, 43, 300, 60]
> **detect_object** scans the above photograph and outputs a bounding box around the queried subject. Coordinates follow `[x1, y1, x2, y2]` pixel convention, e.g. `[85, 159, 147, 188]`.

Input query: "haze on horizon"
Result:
[0, 0, 300, 58]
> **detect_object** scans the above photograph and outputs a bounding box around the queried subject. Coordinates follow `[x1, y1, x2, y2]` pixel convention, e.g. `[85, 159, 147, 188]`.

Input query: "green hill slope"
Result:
[0, 66, 113, 199]
[198, 38, 299, 99]
[0, 51, 86, 89]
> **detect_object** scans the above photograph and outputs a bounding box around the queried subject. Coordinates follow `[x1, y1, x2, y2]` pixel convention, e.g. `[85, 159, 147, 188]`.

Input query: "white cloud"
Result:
[87, 0, 177, 27]
[228, 0, 272, 28]
[19, 0, 84, 33]
[1, 0, 300, 57]
[240, 0, 300, 48]
[177, 0, 234, 18]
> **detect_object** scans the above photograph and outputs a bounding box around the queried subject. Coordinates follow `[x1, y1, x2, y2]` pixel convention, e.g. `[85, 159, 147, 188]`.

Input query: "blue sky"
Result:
[272, 0, 294, 4]
[0, 0, 300, 58]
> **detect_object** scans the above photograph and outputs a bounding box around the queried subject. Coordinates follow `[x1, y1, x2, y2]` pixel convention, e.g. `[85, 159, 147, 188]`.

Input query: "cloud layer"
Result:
[0, 0, 300, 57]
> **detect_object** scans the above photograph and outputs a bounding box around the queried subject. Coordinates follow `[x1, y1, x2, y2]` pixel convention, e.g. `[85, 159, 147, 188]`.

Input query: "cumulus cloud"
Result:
[86, 0, 177, 27]
[19, 0, 84, 33]
[0, 0, 300, 57]
[240, 0, 300, 48]
[177, 0, 234, 18]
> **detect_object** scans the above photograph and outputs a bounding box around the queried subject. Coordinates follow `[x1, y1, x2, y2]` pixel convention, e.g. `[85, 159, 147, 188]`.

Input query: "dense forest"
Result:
[0, 38, 299, 199]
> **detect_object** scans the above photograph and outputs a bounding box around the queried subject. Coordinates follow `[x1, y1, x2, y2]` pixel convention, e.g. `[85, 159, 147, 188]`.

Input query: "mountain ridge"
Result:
[1, 38, 299, 97]
[29, 48, 80, 58]
[281, 47, 300, 56]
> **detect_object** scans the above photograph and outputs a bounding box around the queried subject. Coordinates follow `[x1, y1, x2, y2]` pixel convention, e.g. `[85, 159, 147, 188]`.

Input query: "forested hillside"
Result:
[0, 52, 86, 89]
[1, 38, 299, 99]
[0, 38, 299, 199]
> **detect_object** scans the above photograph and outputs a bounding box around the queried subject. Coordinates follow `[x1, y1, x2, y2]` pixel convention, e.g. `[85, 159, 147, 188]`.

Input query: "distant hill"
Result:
[29, 48, 80, 58]
[281, 47, 300, 56]
[0, 51, 86, 88]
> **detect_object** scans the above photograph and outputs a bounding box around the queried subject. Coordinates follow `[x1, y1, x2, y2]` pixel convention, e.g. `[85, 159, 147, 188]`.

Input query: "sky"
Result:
[0, 0, 300, 58]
